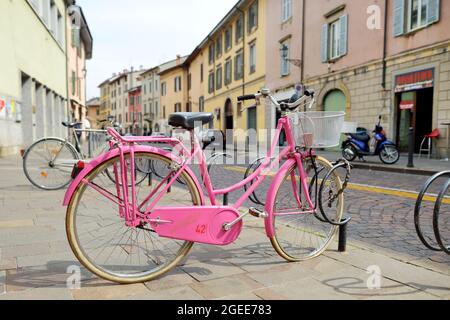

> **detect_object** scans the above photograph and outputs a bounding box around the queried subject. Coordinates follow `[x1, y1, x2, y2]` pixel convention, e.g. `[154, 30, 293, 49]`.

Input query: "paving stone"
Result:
[144, 268, 197, 291]
[0, 271, 5, 296]
[255, 277, 358, 300]
[0, 287, 73, 300]
[189, 274, 264, 299]
[247, 262, 319, 287]
[181, 259, 246, 282]
[225, 252, 285, 273]
[17, 251, 76, 268]
[72, 283, 149, 300]
[326, 249, 450, 298]
[0, 243, 52, 259]
[0, 257, 17, 271]
[0, 219, 34, 229]
[123, 285, 204, 300]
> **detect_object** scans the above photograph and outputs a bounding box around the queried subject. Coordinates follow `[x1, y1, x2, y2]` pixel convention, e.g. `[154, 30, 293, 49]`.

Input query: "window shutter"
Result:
[339, 15, 348, 57]
[393, 0, 405, 37]
[321, 24, 329, 63]
[72, 27, 80, 48]
[427, 0, 440, 25]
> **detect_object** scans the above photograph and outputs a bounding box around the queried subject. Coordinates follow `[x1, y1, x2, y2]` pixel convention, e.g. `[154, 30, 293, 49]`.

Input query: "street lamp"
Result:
[280, 44, 302, 68]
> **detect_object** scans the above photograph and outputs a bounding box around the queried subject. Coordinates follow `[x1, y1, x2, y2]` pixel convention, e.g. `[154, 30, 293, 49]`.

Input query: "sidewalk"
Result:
[0, 155, 449, 300]
[317, 151, 449, 176]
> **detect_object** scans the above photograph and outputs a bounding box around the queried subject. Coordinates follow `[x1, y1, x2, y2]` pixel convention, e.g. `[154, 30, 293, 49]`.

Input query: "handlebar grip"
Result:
[304, 89, 315, 97]
[237, 94, 256, 102]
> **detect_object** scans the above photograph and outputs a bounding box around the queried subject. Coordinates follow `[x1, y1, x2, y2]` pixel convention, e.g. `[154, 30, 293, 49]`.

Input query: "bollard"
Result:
[223, 193, 229, 206]
[338, 219, 349, 252]
[407, 127, 415, 168]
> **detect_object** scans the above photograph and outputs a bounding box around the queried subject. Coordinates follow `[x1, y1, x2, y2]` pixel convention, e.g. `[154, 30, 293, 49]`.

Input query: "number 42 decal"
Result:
[196, 225, 207, 234]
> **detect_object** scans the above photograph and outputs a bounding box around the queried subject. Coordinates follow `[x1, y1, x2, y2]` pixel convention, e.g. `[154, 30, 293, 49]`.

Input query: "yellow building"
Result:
[159, 56, 188, 133]
[187, 0, 267, 146]
[98, 78, 111, 122]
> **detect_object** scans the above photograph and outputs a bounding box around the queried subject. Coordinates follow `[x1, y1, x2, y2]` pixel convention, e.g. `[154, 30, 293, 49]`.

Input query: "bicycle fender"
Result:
[62, 145, 205, 206]
[264, 158, 297, 238]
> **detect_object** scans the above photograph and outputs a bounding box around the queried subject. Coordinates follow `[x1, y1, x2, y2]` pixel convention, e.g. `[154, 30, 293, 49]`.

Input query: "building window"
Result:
[329, 19, 341, 60]
[216, 35, 222, 59]
[188, 73, 192, 91]
[199, 96, 205, 112]
[234, 51, 244, 81]
[321, 15, 348, 62]
[174, 76, 182, 92]
[155, 79, 158, 92]
[280, 41, 290, 76]
[208, 71, 215, 94]
[161, 82, 167, 96]
[175, 103, 182, 113]
[163, 106, 166, 118]
[155, 101, 159, 116]
[408, 0, 428, 31]
[209, 43, 215, 65]
[282, 0, 292, 22]
[235, 14, 244, 43]
[249, 42, 256, 74]
[200, 64, 204, 83]
[225, 27, 232, 51]
[149, 102, 153, 114]
[216, 65, 223, 90]
[71, 71, 76, 95]
[225, 59, 232, 85]
[248, 1, 258, 33]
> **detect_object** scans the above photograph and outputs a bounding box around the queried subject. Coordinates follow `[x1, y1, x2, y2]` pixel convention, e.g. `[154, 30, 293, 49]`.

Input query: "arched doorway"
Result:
[224, 99, 234, 147]
[324, 89, 347, 150]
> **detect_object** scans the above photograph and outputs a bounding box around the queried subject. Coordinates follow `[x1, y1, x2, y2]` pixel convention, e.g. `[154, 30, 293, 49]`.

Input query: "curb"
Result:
[351, 162, 439, 176]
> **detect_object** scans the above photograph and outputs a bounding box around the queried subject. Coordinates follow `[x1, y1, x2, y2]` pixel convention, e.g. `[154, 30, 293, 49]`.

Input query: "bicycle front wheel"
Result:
[270, 156, 344, 262]
[23, 138, 79, 190]
[66, 152, 202, 284]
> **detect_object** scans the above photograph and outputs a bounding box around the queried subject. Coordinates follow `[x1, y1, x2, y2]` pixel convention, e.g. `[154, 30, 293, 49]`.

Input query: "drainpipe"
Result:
[64, 4, 70, 137]
[382, 0, 388, 89]
[300, 0, 306, 84]
[237, 7, 245, 96]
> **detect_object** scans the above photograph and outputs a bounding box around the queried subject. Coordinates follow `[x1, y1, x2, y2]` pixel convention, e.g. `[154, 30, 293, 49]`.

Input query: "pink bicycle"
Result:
[64, 88, 348, 284]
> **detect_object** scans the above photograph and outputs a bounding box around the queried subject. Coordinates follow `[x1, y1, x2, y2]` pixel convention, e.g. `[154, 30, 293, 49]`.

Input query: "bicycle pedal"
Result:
[249, 207, 268, 218]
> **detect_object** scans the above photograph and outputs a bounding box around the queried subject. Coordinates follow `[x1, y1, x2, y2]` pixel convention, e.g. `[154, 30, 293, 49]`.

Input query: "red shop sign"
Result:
[395, 68, 434, 93]
[399, 100, 415, 110]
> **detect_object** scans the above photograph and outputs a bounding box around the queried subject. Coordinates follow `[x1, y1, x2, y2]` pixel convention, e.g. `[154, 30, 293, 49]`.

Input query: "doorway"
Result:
[324, 89, 347, 150]
[224, 99, 234, 146]
[396, 88, 433, 153]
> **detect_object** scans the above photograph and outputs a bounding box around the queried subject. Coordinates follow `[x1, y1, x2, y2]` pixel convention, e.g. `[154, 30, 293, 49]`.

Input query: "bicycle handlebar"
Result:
[237, 94, 256, 102]
[237, 88, 315, 112]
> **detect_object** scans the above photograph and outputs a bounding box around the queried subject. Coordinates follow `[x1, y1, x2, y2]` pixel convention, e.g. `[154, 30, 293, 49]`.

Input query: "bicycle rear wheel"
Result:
[66, 152, 202, 284]
[270, 157, 343, 262]
[23, 138, 79, 190]
[434, 179, 450, 254]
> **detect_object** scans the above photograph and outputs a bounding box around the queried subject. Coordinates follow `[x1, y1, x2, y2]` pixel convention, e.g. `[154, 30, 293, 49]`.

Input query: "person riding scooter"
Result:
[342, 116, 400, 165]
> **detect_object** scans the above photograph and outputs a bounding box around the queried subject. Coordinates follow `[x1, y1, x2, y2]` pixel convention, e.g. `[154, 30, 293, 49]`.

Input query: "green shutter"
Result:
[427, 0, 440, 25]
[321, 24, 329, 63]
[339, 15, 348, 57]
[393, 0, 405, 37]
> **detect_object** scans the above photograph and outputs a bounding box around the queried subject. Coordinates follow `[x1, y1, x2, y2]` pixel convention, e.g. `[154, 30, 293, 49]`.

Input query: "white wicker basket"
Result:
[288, 111, 346, 149]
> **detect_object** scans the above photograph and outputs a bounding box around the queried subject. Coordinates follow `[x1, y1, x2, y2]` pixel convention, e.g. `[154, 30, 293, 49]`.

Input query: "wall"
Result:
[0, 0, 68, 155]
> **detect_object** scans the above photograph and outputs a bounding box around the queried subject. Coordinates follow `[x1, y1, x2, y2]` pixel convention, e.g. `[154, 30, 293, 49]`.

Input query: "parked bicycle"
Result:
[63, 88, 351, 284]
[22, 117, 144, 190]
[415, 171, 450, 255]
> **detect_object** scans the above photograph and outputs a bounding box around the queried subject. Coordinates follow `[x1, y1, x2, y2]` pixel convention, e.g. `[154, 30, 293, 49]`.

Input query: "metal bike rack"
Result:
[415, 170, 450, 255]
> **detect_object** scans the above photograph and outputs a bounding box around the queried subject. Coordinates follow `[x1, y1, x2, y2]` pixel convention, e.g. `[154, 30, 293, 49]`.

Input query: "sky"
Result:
[77, 0, 237, 100]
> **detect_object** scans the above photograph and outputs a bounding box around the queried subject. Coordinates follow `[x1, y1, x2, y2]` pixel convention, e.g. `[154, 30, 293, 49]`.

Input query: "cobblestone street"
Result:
[0, 155, 449, 300]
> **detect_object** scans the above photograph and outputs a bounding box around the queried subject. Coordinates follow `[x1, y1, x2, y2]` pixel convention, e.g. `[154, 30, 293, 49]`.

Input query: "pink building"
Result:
[266, 0, 450, 158]
[127, 86, 143, 135]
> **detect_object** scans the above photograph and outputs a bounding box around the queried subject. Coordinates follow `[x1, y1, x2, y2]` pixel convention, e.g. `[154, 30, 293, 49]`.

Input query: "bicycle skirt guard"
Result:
[150, 206, 243, 246]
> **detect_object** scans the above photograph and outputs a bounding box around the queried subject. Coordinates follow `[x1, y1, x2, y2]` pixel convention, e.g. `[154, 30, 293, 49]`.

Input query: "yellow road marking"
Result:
[224, 166, 450, 204]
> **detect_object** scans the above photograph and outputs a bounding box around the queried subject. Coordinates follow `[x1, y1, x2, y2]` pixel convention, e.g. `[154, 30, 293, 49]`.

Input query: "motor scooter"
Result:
[342, 116, 400, 164]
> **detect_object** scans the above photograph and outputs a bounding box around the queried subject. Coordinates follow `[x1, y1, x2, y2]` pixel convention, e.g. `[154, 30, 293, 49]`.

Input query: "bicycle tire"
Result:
[23, 137, 80, 190]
